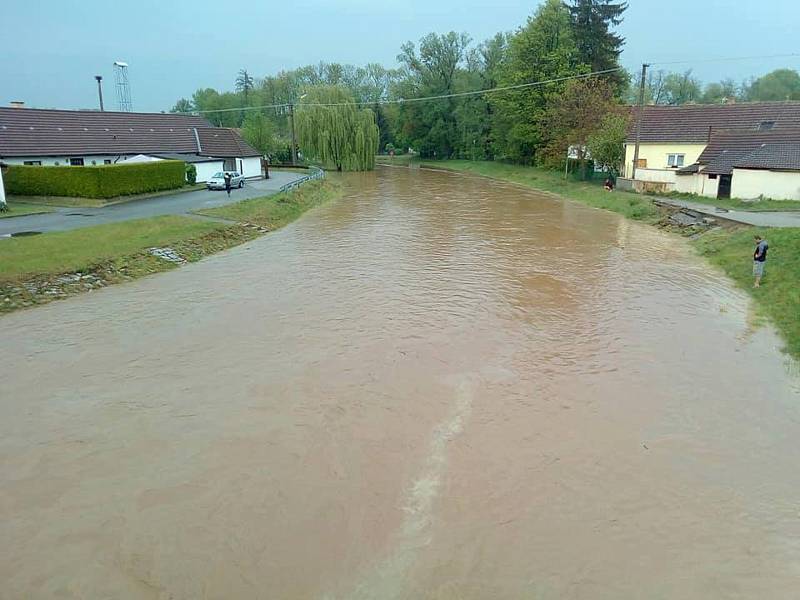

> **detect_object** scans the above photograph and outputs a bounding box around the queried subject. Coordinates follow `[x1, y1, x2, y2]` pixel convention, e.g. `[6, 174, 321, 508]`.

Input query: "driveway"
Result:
[0, 170, 306, 236]
[655, 197, 800, 228]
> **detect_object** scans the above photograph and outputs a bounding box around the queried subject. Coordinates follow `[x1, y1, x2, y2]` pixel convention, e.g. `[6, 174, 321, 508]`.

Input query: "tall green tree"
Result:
[663, 70, 702, 105]
[235, 69, 255, 103]
[170, 98, 194, 113]
[701, 78, 739, 104]
[296, 86, 379, 171]
[564, 0, 627, 90]
[394, 32, 471, 158]
[492, 0, 583, 162]
[241, 113, 274, 155]
[540, 77, 619, 169]
[587, 112, 629, 174]
[744, 69, 800, 101]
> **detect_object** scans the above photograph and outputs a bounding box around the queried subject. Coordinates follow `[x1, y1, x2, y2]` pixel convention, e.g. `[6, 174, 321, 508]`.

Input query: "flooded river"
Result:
[2, 167, 799, 599]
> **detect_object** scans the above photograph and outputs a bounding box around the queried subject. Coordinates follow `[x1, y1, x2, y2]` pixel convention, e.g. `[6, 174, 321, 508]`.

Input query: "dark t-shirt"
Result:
[754, 240, 768, 262]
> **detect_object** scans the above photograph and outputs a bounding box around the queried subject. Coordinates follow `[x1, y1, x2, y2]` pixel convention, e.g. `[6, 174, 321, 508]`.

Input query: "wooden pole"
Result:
[631, 63, 649, 181]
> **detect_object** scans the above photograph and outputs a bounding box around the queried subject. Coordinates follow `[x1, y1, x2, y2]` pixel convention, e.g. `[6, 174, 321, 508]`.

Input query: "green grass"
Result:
[0, 202, 55, 218]
[694, 228, 800, 358]
[403, 159, 661, 222]
[196, 179, 339, 228]
[0, 215, 224, 283]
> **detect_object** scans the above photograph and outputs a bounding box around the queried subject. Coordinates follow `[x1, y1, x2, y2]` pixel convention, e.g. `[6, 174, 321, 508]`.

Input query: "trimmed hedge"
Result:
[5, 161, 186, 199]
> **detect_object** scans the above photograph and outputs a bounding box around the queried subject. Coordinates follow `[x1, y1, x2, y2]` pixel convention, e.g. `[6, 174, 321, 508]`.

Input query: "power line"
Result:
[182, 67, 624, 115]
[182, 51, 800, 116]
[648, 52, 800, 67]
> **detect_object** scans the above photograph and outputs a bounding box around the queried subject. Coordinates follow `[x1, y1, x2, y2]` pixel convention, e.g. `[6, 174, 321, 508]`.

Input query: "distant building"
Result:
[0, 106, 262, 183]
[623, 102, 800, 200]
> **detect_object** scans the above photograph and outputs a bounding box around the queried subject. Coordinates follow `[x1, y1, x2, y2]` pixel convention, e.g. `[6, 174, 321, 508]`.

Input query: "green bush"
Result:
[5, 161, 186, 199]
[185, 163, 197, 185]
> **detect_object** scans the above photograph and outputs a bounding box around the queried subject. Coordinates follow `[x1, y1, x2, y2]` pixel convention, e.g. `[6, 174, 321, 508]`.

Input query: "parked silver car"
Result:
[207, 171, 245, 190]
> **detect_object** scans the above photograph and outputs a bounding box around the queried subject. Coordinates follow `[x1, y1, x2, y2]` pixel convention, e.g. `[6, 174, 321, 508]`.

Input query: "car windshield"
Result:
[212, 172, 224, 178]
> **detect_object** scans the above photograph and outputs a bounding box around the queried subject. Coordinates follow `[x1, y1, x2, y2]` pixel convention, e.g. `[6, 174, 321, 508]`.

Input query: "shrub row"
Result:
[4, 161, 186, 199]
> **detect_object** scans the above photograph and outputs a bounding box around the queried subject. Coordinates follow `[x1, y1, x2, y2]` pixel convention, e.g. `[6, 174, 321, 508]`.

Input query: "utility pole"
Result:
[630, 63, 649, 181]
[289, 103, 298, 166]
[95, 75, 105, 111]
[0, 163, 7, 211]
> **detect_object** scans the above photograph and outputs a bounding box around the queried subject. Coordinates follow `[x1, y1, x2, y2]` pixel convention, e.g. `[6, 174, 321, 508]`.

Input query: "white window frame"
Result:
[667, 153, 685, 168]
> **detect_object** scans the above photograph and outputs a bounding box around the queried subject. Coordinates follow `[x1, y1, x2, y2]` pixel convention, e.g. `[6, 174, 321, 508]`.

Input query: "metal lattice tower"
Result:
[113, 61, 133, 112]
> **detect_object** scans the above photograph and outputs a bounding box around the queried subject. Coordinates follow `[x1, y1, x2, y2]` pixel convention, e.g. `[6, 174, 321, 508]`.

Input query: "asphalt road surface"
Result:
[0, 171, 306, 236]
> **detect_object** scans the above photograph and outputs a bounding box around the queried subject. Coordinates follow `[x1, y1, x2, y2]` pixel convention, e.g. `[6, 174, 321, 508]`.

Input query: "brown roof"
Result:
[0, 107, 259, 158]
[697, 129, 800, 174]
[735, 143, 800, 171]
[627, 101, 800, 143]
[197, 127, 260, 158]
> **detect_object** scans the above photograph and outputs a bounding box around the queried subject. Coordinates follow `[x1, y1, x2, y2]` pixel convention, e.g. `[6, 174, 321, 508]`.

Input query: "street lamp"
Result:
[289, 94, 307, 166]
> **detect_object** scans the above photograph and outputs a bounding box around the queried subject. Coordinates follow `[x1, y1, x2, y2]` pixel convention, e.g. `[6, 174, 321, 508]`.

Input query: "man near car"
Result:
[753, 235, 768, 288]
[224, 172, 232, 197]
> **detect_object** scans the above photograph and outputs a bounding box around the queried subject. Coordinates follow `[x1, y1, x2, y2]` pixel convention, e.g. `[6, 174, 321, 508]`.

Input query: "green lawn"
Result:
[0, 202, 55, 218]
[196, 179, 339, 229]
[694, 228, 800, 358]
[401, 159, 661, 222]
[0, 215, 224, 283]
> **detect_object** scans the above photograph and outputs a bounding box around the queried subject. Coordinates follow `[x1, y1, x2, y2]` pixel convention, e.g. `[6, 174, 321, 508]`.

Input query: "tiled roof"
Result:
[627, 101, 800, 143]
[0, 107, 259, 158]
[735, 143, 800, 171]
[697, 129, 800, 174]
[197, 128, 260, 158]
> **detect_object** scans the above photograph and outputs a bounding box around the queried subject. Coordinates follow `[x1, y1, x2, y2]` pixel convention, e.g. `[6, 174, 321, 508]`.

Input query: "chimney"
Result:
[9, 101, 25, 109]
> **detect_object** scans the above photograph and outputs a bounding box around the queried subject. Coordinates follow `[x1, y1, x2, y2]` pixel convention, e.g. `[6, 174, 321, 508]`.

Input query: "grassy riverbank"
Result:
[387, 159, 800, 359]
[0, 179, 340, 313]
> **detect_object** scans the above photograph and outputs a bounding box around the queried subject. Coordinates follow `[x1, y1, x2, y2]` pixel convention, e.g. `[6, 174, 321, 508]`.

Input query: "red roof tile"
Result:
[0, 107, 258, 158]
[627, 102, 800, 143]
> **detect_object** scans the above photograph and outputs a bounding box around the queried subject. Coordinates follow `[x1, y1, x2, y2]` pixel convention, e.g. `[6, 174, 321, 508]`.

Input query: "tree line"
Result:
[170, 0, 800, 171]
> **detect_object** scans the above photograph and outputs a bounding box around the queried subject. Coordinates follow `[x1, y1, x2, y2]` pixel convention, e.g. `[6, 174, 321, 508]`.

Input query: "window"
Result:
[758, 121, 775, 131]
[104, 159, 112, 165]
[708, 174, 718, 180]
[69, 157, 84, 166]
[23, 160, 42, 166]
[667, 154, 685, 168]
[223, 158, 236, 171]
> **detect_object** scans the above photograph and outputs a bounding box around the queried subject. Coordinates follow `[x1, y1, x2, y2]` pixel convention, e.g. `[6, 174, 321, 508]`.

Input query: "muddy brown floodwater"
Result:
[2, 166, 800, 599]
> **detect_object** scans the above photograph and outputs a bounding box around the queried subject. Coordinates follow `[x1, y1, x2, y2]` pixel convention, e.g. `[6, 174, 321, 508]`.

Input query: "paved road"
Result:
[0, 171, 306, 236]
[655, 197, 800, 228]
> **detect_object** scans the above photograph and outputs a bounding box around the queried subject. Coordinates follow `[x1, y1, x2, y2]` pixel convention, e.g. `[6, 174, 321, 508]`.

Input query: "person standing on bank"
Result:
[753, 234, 769, 288]
[224, 172, 232, 197]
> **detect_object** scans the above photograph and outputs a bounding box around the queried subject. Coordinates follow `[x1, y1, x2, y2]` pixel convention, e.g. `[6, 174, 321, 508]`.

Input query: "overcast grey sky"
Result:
[2, 0, 798, 112]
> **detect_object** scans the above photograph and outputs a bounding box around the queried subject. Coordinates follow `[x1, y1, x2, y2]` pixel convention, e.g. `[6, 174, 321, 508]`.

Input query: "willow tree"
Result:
[296, 86, 379, 171]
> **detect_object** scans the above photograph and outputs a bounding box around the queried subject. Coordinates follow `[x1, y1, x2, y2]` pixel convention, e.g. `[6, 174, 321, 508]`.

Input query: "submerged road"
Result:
[2, 167, 799, 598]
[0, 170, 306, 235]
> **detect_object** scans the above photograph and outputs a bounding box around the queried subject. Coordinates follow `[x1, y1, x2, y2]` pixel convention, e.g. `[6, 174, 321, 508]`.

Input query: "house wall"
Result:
[732, 168, 800, 200]
[623, 143, 707, 177]
[195, 161, 225, 183]
[633, 167, 677, 185]
[238, 156, 262, 179]
[0, 155, 131, 166]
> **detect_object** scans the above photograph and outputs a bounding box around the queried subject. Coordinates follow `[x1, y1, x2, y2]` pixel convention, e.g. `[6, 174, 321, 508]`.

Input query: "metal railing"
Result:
[279, 166, 325, 193]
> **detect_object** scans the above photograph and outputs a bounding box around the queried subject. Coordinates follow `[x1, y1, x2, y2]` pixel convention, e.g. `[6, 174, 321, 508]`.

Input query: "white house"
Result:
[622, 101, 800, 199]
[0, 105, 263, 183]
